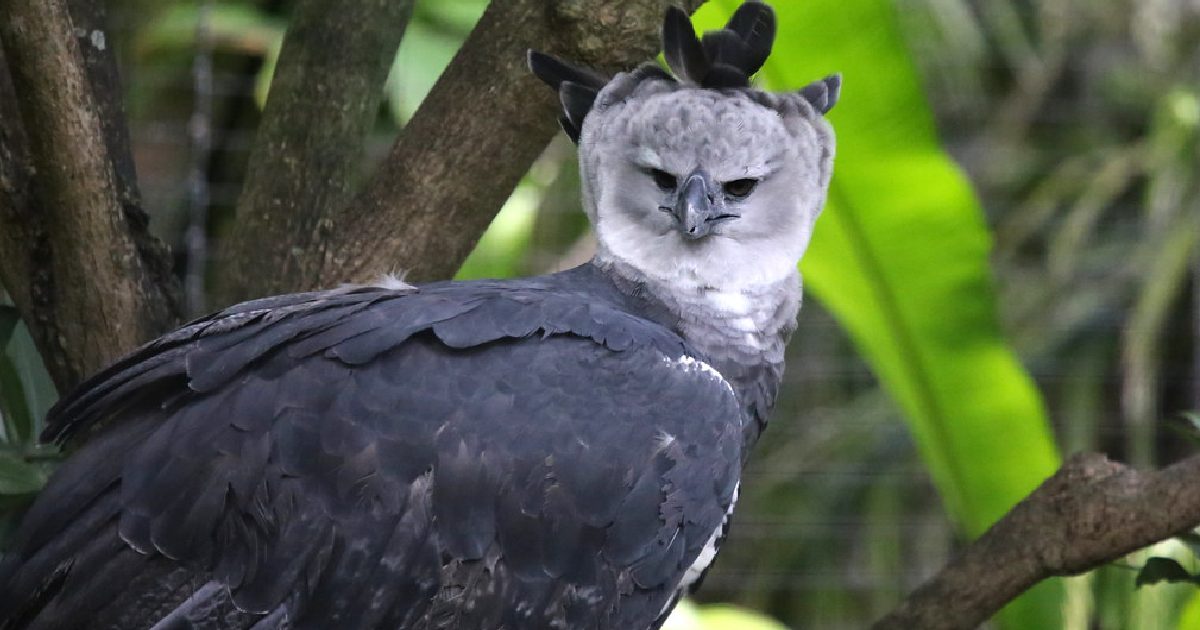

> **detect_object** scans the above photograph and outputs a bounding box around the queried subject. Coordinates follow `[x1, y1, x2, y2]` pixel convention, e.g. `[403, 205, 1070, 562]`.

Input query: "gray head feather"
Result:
[529, 1, 840, 145]
[531, 1, 839, 295]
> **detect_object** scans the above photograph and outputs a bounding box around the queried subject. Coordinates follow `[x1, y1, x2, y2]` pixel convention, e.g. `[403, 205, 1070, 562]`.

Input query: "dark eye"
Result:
[649, 168, 677, 192]
[723, 178, 758, 199]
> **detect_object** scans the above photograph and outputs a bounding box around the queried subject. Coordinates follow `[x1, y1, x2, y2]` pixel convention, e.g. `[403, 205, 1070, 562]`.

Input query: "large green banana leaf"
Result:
[695, 0, 1062, 626]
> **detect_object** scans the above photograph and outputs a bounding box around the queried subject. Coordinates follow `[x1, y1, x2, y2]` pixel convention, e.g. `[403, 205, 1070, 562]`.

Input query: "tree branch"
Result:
[874, 452, 1200, 629]
[0, 0, 180, 391]
[216, 0, 416, 305]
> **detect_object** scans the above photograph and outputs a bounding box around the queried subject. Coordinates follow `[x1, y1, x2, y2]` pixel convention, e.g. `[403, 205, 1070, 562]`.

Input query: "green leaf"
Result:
[663, 600, 789, 630]
[0, 453, 46, 496]
[0, 320, 57, 444]
[384, 0, 487, 124]
[0, 305, 18, 348]
[1137, 557, 1199, 588]
[455, 182, 539, 280]
[384, 21, 464, 124]
[694, 605, 789, 630]
[0, 307, 31, 444]
[0, 352, 32, 445]
[695, 1, 1061, 627]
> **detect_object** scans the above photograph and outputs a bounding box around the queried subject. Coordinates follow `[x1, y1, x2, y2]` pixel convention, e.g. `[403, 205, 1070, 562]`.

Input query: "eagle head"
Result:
[529, 0, 838, 290]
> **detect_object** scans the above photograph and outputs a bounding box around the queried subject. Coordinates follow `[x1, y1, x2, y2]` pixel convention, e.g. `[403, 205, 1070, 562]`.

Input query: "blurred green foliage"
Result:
[705, 0, 1064, 536]
[695, 1, 1063, 626]
[663, 599, 789, 630]
[0, 305, 58, 542]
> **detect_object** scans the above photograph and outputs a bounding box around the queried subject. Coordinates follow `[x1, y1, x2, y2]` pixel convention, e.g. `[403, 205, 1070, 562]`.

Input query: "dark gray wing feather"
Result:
[0, 266, 741, 630]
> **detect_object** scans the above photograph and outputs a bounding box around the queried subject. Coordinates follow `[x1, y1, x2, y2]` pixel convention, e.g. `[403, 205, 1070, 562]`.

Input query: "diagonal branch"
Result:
[874, 452, 1200, 629]
[0, 0, 180, 391]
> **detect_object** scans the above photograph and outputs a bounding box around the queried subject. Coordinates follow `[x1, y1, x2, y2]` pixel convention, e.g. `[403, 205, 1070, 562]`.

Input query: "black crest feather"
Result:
[527, 50, 607, 93]
[663, 6, 710, 84]
[726, 1, 776, 72]
[528, 50, 608, 143]
[527, 2, 839, 143]
[799, 73, 842, 114]
[559, 82, 600, 144]
[663, 0, 776, 88]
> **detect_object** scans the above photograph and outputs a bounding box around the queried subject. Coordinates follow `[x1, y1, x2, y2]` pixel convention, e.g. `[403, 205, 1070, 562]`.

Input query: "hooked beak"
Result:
[665, 169, 738, 240]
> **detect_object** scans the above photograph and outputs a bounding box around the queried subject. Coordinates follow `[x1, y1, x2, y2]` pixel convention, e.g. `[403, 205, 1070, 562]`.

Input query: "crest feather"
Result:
[725, 0, 776, 74]
[798, 74, 842, 114]
[559, 82, 600, 143]
[527, 2, 840, 143]
[663, 6, 711, 84]
[664, 0, 776, 88]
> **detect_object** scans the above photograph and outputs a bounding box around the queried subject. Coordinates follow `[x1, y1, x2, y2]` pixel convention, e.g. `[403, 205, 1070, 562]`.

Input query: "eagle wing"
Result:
[0, 279, 742, 630]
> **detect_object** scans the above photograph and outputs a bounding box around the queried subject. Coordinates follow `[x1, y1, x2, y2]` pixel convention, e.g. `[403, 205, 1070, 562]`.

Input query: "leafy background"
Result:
[2, 0, 1199, 628]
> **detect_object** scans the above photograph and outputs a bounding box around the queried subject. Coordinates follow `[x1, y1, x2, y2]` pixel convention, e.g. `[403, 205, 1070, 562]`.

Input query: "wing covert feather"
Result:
[2, 273, 742, 630]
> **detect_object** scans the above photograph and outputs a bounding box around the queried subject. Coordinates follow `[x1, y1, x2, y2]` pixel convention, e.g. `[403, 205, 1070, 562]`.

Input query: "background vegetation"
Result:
[1, 0, 1198, 628]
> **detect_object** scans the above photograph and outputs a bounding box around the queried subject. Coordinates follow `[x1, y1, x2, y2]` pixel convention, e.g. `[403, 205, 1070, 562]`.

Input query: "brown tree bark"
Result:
[0, 0, 180, 392]
[874, 452, 1200, 629]
[219, 0, 704, 304]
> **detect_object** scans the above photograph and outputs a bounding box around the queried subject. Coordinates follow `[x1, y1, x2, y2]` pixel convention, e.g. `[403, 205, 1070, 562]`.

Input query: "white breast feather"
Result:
[706, 289, 751, 314]
[663, 354, 734, 395]
[678, 482, 741, 595]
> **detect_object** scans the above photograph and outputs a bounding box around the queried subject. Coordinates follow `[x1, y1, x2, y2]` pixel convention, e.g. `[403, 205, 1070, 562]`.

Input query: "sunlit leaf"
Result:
[455, 183, 539, 280]
[1177, 590, 1200, 629]
[695, 1, 1062, 626]
[384, 21, 464, 124]
[694, 604, 789, 630]
[662, 600, 788, 630]
[414, 0, 489, 32]
[383, 0, 488, 123]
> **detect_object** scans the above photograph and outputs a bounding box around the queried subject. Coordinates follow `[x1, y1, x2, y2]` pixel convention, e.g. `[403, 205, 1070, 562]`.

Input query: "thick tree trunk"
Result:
[0, 0, 180, 392]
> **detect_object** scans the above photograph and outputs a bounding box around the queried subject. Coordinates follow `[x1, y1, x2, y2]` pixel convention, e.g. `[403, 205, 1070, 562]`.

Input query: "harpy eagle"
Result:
[0, 2, 838, 628]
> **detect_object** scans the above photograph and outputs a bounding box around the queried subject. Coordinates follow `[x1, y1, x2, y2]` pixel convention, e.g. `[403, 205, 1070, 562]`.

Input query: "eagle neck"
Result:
[592, 258, 801, 450]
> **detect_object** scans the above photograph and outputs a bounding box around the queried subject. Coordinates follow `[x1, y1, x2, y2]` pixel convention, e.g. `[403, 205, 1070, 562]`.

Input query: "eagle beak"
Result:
[671, 169, 736, 240]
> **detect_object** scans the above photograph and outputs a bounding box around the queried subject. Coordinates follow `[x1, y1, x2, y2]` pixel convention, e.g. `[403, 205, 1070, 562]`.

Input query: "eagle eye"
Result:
[649, 168, 677, 192]
[723, 178, 758, 199]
